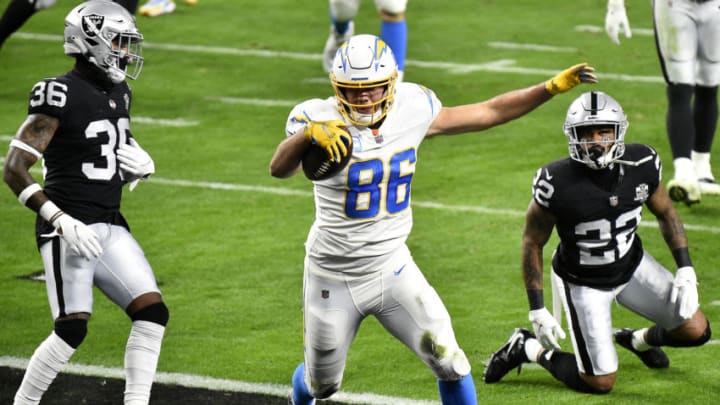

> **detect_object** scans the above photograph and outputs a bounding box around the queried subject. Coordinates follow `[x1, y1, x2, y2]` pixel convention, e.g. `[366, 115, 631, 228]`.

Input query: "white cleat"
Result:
[323, 21, 354, 73]
[667, 177, 701, 206]
[698, 178, 720, 196]
[139, 0, 176, 17]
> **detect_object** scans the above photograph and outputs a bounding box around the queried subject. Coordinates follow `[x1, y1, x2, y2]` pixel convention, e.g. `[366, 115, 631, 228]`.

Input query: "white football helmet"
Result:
[64, 0, 143, 83]
[329, 34, 398, 126]
[563, 91, 628, 169]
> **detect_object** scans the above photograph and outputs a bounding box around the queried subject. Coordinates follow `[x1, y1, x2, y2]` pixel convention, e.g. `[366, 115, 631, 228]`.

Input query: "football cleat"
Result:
[614, 328, 669, 369]
[667, 176, 701, 206]
[698, 178, 720, 196]
[322, 21, 354, 73]
[483, 328, 533, 383]
[139, 0, 176, 17]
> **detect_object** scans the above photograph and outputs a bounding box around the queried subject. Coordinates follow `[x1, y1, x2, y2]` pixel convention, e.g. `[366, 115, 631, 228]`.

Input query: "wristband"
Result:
[18, 183, 42, 206]
[527, 289, 544, 310]
[38, 200, 64, 224]
[672, 247, 693, 268]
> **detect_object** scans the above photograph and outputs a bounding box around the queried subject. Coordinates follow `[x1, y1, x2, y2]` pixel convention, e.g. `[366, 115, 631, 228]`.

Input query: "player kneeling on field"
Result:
[483, 91, 711, 394]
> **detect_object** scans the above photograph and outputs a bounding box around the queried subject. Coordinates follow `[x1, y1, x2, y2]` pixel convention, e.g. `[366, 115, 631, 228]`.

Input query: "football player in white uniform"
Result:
[322, 0, 408, 81]
[3, 2, 167, 404]
[605, 0, 720, 204]
[483, 91, 711, 394]
[270, 34, 597, 405]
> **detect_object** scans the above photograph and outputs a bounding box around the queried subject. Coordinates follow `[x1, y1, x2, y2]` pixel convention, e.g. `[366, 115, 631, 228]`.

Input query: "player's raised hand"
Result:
[304, 120, 351, 163]
[545, 63, 598, 95]
[605, 0, 632, 45]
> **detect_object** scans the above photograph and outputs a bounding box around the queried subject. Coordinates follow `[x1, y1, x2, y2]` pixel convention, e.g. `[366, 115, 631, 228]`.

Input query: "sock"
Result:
[14, 332, 75, 405]
[536, 351, 599, 393]
[523, 337, 544, 362]
[124, 321, 165, 405]
[666, 84, 695, 159]
[693, 85, 718, 153]
[673, 157, 696, 181]
[646, 322, 711, 347]
[0, 0, 36, 48]
[631, 328, 652, 351]
[380, 19, 407, 73]
[437, 374, 477, 405]
[291, 363, 314, 405]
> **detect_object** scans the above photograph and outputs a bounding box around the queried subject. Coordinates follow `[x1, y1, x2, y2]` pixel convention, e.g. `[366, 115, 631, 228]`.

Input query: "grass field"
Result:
[1, 0, 719, 403]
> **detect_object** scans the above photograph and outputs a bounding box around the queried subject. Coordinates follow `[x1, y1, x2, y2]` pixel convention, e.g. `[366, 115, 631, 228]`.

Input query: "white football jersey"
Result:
[285, 82, 442, 273]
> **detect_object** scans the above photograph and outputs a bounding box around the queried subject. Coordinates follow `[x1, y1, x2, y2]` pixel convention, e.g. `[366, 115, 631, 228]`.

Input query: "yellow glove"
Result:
[545, 63, 597, 95]
[304, 120, 351, 163]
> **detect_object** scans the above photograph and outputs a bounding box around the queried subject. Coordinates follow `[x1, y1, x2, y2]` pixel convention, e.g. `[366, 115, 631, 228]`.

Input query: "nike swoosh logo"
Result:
[394, 265, 406, 276]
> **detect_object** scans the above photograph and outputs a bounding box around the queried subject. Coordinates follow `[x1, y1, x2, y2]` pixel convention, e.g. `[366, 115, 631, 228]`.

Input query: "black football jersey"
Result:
[531, 144, 662, 288]
[29, 70, 133, 245]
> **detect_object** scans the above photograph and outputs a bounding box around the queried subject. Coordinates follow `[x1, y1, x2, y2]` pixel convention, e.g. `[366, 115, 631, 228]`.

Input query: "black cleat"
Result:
[614, 328, 669, 369]
[484, 328, 534, 383]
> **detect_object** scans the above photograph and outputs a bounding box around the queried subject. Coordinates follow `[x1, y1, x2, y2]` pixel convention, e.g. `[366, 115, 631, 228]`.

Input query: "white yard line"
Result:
[12, 32, 663, 82]
[0, 356, 439, 405]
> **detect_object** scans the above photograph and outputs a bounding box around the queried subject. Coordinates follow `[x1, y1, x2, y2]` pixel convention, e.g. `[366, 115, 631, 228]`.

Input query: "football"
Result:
[302, 134, 353, 181]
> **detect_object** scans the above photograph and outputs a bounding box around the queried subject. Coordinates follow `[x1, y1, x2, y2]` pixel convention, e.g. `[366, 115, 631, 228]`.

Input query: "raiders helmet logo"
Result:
[81, 14, 104, 37]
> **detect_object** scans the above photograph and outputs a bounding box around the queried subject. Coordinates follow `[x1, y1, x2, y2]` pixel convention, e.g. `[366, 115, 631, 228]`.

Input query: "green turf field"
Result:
[1, 0, 718, 403]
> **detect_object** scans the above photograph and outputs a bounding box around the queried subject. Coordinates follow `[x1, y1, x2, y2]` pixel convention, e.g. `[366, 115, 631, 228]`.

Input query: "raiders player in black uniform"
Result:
[2, 2, 168, 404]
[483, 91, 711, 394]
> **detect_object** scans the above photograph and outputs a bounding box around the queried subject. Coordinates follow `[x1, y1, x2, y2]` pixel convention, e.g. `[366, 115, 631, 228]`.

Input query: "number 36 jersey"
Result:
[531, 144, 662, 288]
[285, 83, 442, 274]
[28, 70, 134, 241]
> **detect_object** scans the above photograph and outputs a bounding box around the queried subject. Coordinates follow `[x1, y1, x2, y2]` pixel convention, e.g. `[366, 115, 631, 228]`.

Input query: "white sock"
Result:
[124, 321, 165, 405]
[14, 332, 75, 405]
[631, 328, 652, 352]
[523, 337, 544, 362]
[673, 157, 697, 181]
[691, 151, 714, 180]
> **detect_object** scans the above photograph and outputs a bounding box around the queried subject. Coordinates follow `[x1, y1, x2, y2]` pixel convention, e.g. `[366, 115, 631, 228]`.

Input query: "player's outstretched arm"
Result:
[605, 0, 632, 45]
[427, 63, 596, 136]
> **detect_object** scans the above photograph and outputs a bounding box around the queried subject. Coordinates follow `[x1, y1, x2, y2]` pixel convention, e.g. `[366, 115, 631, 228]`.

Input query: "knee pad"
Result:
[329, 0, 360, 22]
[54, 318, 87, 349]
[33, 0, 57, 10]
[695, 321, 712, 346]
[375, 0, 407, 14]
[130, 302, 169, 326]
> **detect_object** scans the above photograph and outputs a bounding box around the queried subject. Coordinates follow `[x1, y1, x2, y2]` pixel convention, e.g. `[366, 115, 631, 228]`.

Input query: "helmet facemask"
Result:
[563, 91, 628, 170]
[329, 34, 398, 126]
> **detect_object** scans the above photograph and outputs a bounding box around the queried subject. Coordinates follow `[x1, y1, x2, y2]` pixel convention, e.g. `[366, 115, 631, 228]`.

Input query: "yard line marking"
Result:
[0, 152, 718, 234]
[575, 25, 655, 36]
[208, 96, 297, 107]
[0, 356, 439, 405]
[133, 117, 199, 127]
[487, 41, 577, 53]
[12, 32, 663, 82]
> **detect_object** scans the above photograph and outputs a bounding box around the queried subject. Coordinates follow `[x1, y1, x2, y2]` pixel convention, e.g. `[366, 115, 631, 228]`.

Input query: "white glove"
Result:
[670, 266, 699, 320]
[529, 308, 566, 350]
[117, 138, 155, 191]
[605, 0, 632, 45]
[53, 213, 103, 259]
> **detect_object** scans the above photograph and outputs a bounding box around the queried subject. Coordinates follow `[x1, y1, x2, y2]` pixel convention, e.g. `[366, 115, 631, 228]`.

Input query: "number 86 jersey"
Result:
[531, 144, 662, 288]
[28, 70, 133, 233]
[285, 83, 442, 274]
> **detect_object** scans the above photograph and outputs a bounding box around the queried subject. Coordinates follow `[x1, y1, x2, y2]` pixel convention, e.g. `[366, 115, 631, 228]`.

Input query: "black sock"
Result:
[693, 86, 718, 153]
[646, 322, 712, 347]
[666, 84, 695, 159]
[537, 351, 605, 394]
[0, 0, 36, 48]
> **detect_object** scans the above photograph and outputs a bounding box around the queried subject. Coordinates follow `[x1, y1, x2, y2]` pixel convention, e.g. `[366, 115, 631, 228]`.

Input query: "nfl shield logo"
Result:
[609, 195, 619, 207]
[321, 290, 329, 299]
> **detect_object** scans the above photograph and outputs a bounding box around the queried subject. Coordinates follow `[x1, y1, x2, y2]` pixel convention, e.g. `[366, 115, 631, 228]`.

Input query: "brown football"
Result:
[302, 134, 353, 181]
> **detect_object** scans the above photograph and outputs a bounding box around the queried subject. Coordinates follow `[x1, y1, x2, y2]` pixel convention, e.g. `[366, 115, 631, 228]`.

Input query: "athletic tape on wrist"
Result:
[39, 201, 63, 224]
[18, 183, 42, 206]
[10, 139, 42, 159]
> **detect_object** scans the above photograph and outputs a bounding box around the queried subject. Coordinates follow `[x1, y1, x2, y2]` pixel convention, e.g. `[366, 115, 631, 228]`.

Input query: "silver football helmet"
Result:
[64, 0, 143, 83]
[563, 91, 628, 169]
[329, 34, 398, 126]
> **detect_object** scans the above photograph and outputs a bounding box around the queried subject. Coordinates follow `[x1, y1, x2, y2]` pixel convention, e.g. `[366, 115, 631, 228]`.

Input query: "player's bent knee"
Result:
[130, 302, 169, 326]
[330, 0, 360, 22]
[54, 318, 88, 349]
[33, 0, 57, 10]
[375, 0, 407, 14]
